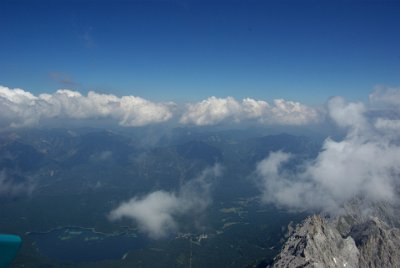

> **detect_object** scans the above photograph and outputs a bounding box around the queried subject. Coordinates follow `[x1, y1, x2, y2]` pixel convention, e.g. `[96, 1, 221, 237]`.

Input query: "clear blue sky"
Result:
[1, 0, 399, 104]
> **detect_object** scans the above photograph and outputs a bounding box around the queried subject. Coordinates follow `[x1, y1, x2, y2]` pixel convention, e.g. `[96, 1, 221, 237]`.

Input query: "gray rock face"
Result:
[269, 215, 359, 268]
[351, 217, 400, 268]
[335, 199, 400, 236]
[268, 213, 400, 268]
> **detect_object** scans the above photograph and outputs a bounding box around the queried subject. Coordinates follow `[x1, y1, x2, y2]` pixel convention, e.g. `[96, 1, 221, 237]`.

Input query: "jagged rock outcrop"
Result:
[351, 217, 400, 268]
[335, 199, 400, 236]
[269, 215, 359, 268]
[267, 213, 400, 268]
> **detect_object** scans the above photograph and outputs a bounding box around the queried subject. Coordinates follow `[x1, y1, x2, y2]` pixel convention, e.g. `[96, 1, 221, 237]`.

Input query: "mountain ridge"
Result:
[267, 207, 400, 268]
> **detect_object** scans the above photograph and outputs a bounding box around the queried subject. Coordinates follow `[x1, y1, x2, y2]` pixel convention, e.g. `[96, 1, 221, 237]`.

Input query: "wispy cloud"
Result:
[81, 26, 95, 48]
[369, 86, 400, 108]
[109, 165, 222, 239]
[0, 171, 35, 197]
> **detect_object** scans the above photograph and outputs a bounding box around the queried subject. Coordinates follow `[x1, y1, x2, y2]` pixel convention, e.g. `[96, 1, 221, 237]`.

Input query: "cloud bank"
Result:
[0, 85, 319, 128]
[109, 165, 222, 239]
[256, 91, 400, 213]
[0, 85, 174, 128]
[180, 96, 319, 126]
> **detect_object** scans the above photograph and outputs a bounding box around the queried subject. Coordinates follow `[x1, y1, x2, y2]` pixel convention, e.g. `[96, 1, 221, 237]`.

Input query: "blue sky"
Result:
[1, 0, 399, 104]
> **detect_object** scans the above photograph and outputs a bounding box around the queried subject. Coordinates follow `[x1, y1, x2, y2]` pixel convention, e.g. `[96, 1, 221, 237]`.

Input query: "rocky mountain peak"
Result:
[269, 215, 359, 268]
[350, 217, 400, 268]
[267, 212, 400, 268]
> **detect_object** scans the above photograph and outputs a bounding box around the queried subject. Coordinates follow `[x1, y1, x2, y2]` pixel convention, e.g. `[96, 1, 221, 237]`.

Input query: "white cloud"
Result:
[374, 118, 400, 132]
[327, 96, 367, 130]
[255, 97, 400, 214]
[109, 191, 180, 238]
[179, 96, 242, 126]
[109, 165, 222, 239]
[0, 85, 321, 128]
[0, 85, 174, 127]
[266, 99, 320, 125]
[369, 86, 400, 108]
[241, 98, 270, 118]
[180, 96, 319, 126]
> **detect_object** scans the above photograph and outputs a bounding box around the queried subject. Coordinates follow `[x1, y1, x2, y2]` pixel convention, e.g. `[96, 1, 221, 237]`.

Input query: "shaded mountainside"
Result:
[267, 213, 400, 268]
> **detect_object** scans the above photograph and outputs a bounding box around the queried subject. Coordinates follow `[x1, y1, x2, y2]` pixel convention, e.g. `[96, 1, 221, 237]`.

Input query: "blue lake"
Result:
[29, 227, 148, 263]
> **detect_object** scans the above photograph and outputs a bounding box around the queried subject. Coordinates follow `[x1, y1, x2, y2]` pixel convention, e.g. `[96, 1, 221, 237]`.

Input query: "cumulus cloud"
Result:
[180, 96, 319, 126]
[109, 165, 222, 239]
[180, 96, 241, 126]
[327, 96, 367, 130]
[0, 85, 322, 128]
[0, 85, 174, 128]
[255, 96, 400, 214]
[109, 191, 180, 238]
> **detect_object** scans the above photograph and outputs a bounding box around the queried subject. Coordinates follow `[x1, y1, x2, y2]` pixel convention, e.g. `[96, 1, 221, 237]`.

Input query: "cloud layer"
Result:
[0, 85, 319, 128]
[256, 92, 400, 213]
[0, 86, 174, 127]
[180, 96, 320, 126]
[109, 165, 221, 239]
